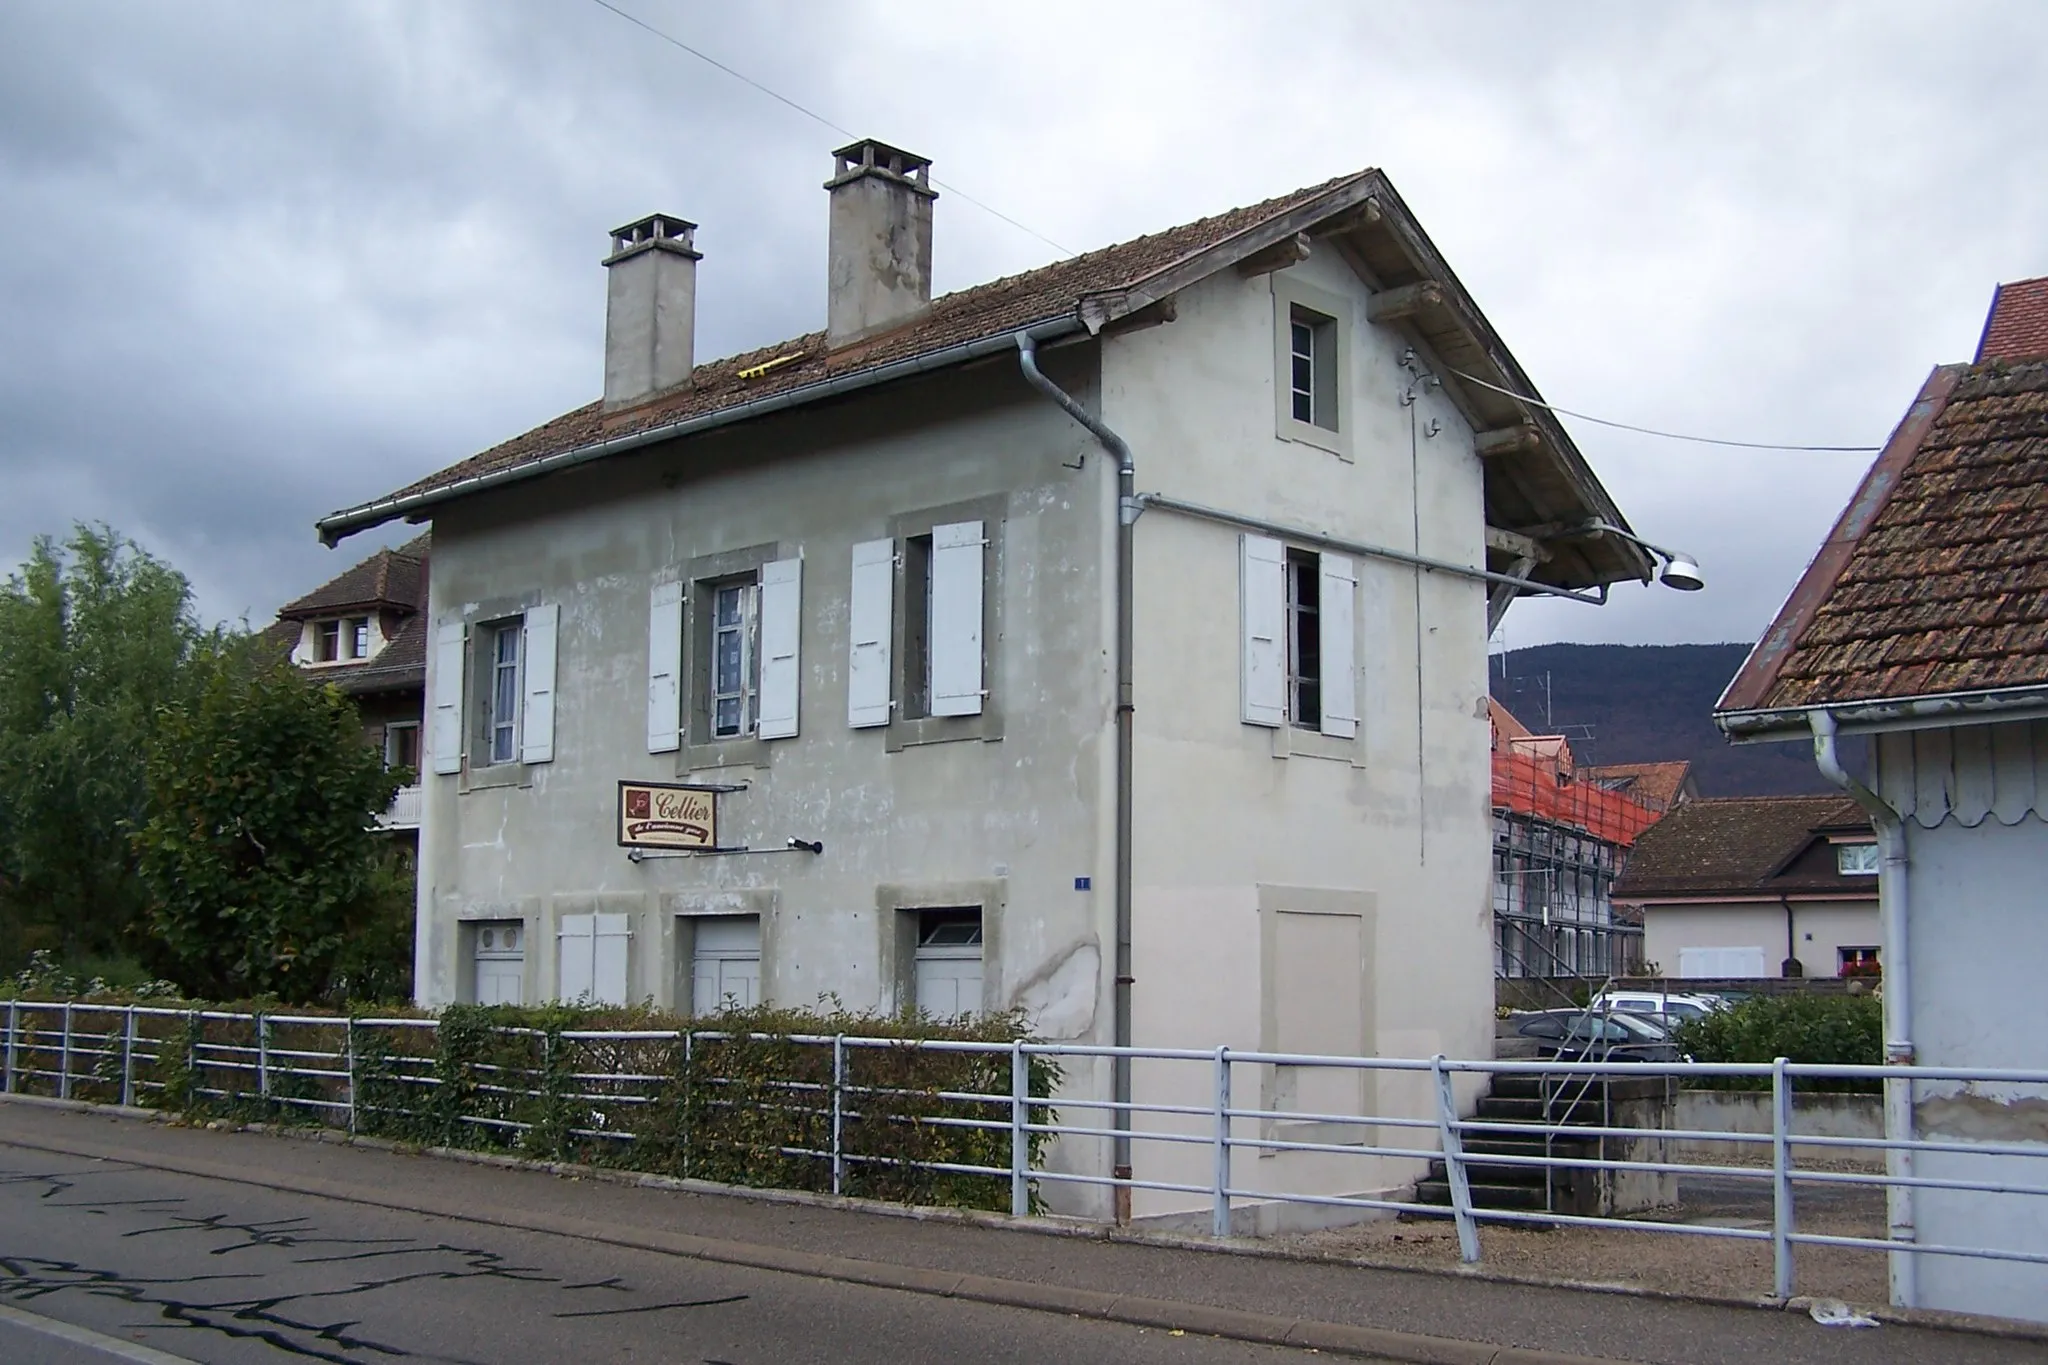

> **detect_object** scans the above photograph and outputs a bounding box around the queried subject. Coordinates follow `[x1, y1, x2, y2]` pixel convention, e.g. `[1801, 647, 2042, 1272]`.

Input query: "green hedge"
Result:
[1, 996, 1061, 1213]
[1671, 993, 1882, 1092]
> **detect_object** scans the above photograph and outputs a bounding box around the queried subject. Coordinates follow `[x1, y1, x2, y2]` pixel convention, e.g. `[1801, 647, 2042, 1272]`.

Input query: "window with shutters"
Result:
[447, 603, 559, 779]
[875, 498, 1003, 749]
[673, 545, 800, 767]
[1242, 535, 1358, 744]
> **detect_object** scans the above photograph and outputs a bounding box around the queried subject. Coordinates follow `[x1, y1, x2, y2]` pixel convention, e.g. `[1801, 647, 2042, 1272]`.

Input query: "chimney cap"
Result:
[606, 213, 702, 267]
[825, 138, 937, 197]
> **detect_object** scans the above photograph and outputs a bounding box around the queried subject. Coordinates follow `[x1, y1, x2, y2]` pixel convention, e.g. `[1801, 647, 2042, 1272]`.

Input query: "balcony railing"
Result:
[378, 783, 422, 831]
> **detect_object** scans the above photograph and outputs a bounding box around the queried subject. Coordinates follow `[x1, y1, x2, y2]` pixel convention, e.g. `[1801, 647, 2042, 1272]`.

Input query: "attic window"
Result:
[347, 617, 371, 659]
[1289, 307, 1337, 430]
[1837, 843, 1879, 876]
[315, 620, 341, 663]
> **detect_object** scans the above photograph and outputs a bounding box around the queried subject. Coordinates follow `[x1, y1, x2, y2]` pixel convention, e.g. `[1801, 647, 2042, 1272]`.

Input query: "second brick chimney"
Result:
[825, 139, 937, 347]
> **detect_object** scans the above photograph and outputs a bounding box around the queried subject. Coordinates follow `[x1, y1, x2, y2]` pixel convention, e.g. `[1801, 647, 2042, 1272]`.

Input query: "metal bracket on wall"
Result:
[626, 837, 823, 863]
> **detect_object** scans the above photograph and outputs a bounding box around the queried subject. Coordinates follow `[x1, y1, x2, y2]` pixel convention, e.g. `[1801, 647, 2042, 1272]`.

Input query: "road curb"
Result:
[6, 1091, 2045, 1350]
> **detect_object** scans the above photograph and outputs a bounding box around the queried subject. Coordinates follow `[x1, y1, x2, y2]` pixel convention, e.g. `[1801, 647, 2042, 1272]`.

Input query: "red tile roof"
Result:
[1977, 276, 2048, 362]
[1581, 760, 1693, 812]
[1612, 795, 1872, 899]
[1720, 355, 2048, 715]
[373, 177, 1363, 507]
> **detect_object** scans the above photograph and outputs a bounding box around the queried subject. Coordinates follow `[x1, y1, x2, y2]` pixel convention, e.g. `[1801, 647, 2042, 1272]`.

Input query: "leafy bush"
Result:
[1672, 992, 1883, 1092]
[3, 993, 1061, 1213]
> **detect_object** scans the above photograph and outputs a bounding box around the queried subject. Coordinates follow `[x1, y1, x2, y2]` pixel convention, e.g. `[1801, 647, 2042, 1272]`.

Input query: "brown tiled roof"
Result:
[280, 533, 431, 619]
[378, 177, 1363, 505]
[1581, 760, 1693, 811]
[1612, 795, 1871, 899]
[1720, 357, 2048, 713]
[1978, 276, 2048, 362]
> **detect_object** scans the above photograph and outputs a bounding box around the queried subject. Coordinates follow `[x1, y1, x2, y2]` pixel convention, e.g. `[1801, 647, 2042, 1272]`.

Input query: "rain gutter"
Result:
[315, 315, 1089, 546]
[1014, 329, 1138, 1224]
[1809, 710, 1917, 1306]
[1718, 683, 2048, 743]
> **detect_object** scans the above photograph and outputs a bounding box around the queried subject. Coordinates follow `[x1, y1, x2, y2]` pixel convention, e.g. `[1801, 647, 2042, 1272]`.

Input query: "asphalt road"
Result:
[0, 1145, 1335, 1365]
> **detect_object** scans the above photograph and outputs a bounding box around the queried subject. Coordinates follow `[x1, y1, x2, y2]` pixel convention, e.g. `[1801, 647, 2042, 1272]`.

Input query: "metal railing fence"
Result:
[4, 1000, 2045, 1308]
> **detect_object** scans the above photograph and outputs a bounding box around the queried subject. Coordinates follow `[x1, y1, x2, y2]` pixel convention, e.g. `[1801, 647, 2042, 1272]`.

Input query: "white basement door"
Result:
[472, 921, 525, 1006]
[690, 915, 761, 1013]
[558, 912, 631, 1004]
[913, 911, 984, 1018]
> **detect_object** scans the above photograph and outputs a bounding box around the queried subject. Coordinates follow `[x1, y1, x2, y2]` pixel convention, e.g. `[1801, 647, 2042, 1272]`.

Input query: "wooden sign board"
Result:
[617, 780, 718, 849]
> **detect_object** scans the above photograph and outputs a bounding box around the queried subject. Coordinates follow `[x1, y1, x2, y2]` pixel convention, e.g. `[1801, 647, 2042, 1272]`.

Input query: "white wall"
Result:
[1104, 251, 1495, 1220]
[1641, 899, 1878, 979]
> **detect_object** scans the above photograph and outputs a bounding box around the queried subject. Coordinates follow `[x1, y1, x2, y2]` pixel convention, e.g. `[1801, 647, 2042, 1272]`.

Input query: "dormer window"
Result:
[349, 617, 371, 659]
[308, 616, 374, 664]
[314, 620, 341, 662]
[1837, 842, 1879, 876]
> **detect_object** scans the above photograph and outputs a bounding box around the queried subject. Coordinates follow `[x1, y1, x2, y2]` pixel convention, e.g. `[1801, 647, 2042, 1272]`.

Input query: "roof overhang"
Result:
[1717, 682, 2048, 743]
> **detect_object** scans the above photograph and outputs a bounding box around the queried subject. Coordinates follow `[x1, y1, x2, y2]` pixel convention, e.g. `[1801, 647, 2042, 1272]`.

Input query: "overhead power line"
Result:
[587, 0, 1077, 257]
[1447, 367, 1880, 453]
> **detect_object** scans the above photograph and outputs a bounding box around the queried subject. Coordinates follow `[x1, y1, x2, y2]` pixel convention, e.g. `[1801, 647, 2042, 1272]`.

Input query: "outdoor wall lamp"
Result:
[1579, 520, 1705, 592]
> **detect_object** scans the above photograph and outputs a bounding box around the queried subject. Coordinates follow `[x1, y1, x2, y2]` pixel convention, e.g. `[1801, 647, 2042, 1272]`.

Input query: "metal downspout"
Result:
[1809, 710, 1916, 1306]
[1017, 331, 1139, 1223]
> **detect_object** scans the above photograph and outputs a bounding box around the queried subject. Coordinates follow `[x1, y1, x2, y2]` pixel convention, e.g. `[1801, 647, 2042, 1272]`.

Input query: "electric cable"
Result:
[587, 0, 1077, 257]
[1446, 367, 1880, 452]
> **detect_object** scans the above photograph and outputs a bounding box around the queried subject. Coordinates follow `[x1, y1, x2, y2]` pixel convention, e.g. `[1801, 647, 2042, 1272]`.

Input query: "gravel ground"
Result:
[1283, 1176, 1890, 1305]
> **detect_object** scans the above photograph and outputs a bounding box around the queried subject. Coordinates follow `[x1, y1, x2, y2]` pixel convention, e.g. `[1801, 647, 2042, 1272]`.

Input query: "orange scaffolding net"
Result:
[1492, 749, 1663, 848]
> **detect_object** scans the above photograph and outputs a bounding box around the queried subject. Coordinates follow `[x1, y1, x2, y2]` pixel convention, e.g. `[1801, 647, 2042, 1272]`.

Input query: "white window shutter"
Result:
[929, 520, 986, 717]
[430, 618, 466, 775]
[847, 538, 895, 728]
[647, 579, 683, 753]
[756, 558, 802, 740]
[592, 912, 632, 1005]
[557, 913, 595, 1002]
[1319, 553, 1358, 739]
[1240, 535, 1285, 727]
[521, 603, 558, 764]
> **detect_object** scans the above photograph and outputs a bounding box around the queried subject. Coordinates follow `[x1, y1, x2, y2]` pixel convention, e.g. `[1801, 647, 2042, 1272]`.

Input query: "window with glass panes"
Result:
[489, 623, 521, 764]
[348, 617, 371, 659]
[1287, 306, 1338, 431]
[1285, 548, 1321, 729]
[711, 581, 759, 738]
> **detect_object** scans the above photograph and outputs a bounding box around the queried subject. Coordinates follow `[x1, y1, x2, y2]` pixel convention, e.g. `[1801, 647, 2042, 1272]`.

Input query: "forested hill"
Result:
[1489, 643, 1846, 798]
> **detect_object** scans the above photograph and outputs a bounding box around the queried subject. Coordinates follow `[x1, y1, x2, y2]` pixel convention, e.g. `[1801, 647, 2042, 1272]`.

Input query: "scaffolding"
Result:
[1491, 748, 1659, 982]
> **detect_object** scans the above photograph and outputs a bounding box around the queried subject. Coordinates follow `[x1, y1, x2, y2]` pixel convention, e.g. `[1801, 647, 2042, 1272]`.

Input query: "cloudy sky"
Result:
[2, 1, 2042, 648]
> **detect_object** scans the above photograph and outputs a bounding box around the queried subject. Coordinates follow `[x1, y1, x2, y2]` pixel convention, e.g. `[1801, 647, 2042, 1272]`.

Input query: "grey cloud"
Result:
[1, 0, 2042, 650]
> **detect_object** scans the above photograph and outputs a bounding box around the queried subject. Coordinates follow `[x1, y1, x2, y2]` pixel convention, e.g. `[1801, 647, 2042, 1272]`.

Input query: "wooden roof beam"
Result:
[1475, 425, 1542, 458]
[1365, 281, 1445, 323]
[1486, 525, 1552, 564]
[1235, 232, 1311, 278]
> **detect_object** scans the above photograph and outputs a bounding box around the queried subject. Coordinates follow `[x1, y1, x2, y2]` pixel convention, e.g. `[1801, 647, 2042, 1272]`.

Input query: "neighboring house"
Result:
[272, 534, 431, 844]
[1715, 277, 2048, 1320]
[1579, 759, 1696, 812]
[1611, 795, 1878, 980]
[1487, 700, 1667, 980]
[315, 141, 1649, 1223]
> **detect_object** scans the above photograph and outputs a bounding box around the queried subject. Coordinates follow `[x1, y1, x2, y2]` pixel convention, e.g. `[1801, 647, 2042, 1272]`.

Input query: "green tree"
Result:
[0, 525, 210, 966]
[132, 657, 407, 1003]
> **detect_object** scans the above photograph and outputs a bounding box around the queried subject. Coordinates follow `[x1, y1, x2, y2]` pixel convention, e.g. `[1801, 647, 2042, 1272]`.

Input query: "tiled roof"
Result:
[1720, 357, 2048, 713]
[327, 610, 426, 697]
[1977, 276, 2048, 362]
[1581, 760, 1693, 811]
[377, 177, 1363, 506]
[1612, 795, 1871, 899]
[280, 533, 431, 619]
[1487, 697, 1535, 742]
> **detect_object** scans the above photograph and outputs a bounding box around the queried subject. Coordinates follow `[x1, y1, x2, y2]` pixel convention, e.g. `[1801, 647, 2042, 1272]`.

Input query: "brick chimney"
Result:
[825, 139, 937, 347]
[603, 214, 701, 410]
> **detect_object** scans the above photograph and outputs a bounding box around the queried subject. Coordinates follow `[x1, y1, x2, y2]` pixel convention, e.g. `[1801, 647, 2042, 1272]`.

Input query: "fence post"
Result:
[3, 1000, 16, 1093]
[1010, 1041, 1029, 1218]
[1772, 1055, 1794, 1300]
[345, 1018, 359, 1135]
[121, 1007, 136, 1108]
[185, 1009, 199, 1109]
[59, 1002, 73, 1101]
[1211, 1046, 1233, 1238]
[257, 1013, 271, 1101]
[681, 1030, 693, 1179]
[1433, 1055, 1481, 1264]
[830, 1034, 845, 1196]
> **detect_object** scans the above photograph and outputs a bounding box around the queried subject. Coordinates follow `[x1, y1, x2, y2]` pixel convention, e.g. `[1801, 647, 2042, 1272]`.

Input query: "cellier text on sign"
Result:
[617, 780, 719, 849]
